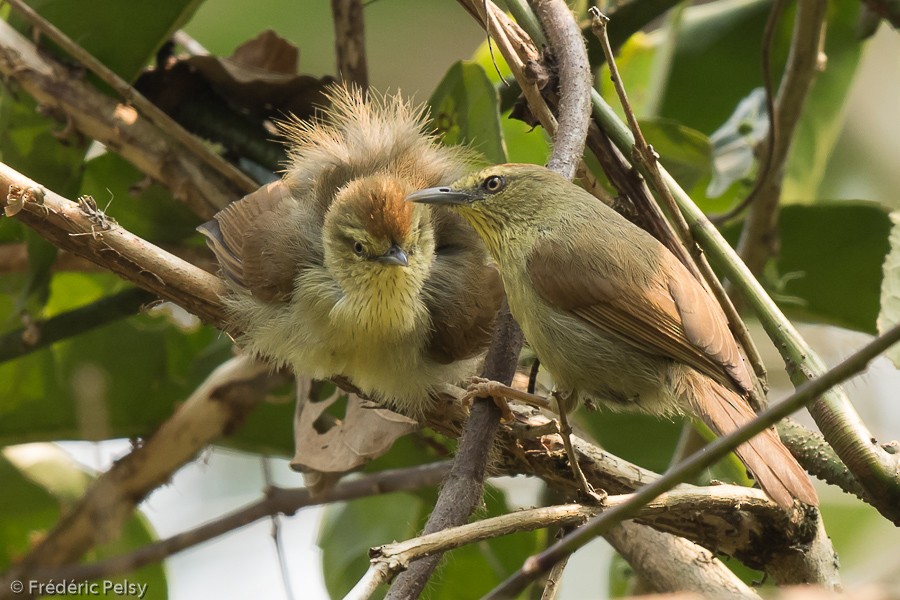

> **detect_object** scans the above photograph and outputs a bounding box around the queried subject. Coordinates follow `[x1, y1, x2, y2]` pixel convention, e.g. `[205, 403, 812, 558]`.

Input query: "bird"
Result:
[408, 163, 818, 507]
[198, 85, 503, 415]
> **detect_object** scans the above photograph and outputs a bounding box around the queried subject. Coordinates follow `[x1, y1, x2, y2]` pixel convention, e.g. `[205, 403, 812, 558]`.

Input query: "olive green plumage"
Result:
[409, 163, 817, 507]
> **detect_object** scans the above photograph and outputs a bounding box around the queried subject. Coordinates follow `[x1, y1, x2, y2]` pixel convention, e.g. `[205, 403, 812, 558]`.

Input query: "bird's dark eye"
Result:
[353, 241, 365, 255]
[483, 175, 505, 194]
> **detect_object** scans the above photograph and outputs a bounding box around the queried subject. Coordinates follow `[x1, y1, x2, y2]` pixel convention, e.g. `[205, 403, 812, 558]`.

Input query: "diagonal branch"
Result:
[0, 19, 240, 219]
[26, 462, 451, 584]
[5, 0, 257, 197]
[1, 164, 229, 330]
[487, 324, 900, 597]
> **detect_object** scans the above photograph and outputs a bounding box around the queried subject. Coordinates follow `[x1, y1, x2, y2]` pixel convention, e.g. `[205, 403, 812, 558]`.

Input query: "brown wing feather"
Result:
[198, 180, 306, 303]
[423, 208, 504, 364]
[527, 229, 751, 394]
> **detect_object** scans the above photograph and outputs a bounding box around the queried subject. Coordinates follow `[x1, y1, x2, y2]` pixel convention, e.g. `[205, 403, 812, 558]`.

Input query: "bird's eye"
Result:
[483, 175, 505, 194]
[353, 241, 365, 256]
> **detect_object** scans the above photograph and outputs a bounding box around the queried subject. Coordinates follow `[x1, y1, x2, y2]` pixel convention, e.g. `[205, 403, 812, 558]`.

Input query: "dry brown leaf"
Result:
[291, 379, 418, 474]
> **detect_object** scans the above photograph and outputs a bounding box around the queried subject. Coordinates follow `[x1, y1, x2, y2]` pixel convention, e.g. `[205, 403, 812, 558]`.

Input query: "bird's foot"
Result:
[461, 377, 553, 422]
[555, 405, 605, 505]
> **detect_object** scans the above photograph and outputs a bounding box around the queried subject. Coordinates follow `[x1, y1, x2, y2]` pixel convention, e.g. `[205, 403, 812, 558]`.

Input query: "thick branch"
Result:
[0, 19, 241, 218]
[386, 301, 523, 599]
[604, 523, 758, 600]
[1, 164, 229, 330]
[361, 487, 787, 599]
[3, 356, 285, 588]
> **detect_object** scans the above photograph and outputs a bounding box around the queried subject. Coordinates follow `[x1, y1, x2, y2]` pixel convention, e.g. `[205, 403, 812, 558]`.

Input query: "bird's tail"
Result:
[684, 372, 818, 508]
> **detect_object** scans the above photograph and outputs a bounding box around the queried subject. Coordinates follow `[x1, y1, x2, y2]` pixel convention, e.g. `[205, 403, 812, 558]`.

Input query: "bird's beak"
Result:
[375, 244, 409, 267]
[406, 186, 477, 206]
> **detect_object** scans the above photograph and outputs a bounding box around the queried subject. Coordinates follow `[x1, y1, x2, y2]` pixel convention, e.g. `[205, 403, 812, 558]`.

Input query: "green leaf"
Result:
[501, 111, 551, 166]
[318, 491, 424, 599]
[658, 0, 863, 201]
[659, 0, 775, 133]
[773, 201, 891, 333]
[876, 212, 900, 367]
[17, 0, 204, 81]
[576, 411, 683, 476]
[429, 61, 508, 164]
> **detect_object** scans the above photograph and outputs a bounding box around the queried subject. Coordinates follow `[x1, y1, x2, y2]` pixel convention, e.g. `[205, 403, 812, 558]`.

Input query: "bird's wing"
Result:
[198, 180, 312, 303]
[526, 230, 752, 394]
[422, 209, 505, 364]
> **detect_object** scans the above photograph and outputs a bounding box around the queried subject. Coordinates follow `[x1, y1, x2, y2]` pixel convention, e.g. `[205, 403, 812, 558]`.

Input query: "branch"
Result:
[1, 164, 230, 330]
[736, 0, 828, 274]
[331, 0, 369, 89]
[385, 301, 523, 598]
[487, 325, 900, 597]
[359, 486, 787, 599]
[577, 5, 900, 525]
[0, 19, 241, 218]
[0, 287, 155, 364]
[529, 0, 592, 180]
[604, 522, 758, 600]
[24, 462, 451, 584]
[2, 355, 286, 588]
[5, 0, 257, 198]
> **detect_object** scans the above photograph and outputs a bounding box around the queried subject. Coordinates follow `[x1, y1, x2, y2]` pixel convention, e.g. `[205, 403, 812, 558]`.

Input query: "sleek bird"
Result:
[409, 163, 817, 507]
[199, 86, 503, 415]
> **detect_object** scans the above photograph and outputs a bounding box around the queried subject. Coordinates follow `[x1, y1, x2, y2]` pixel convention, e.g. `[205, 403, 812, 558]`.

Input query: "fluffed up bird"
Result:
[408, 163, 817, 507]
[198, 86, 503, 415]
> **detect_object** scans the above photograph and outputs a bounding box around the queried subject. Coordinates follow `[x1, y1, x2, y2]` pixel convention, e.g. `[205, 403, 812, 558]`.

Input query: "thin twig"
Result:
[589, 8, 768, 386]
[0, 287, 155, 364]
[23, 462, 451, 584]
[736, 0, 828, 275]
[486, 323, 900, 597]
[331, 0, 369, 89]
[5, 0, 257, 196]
